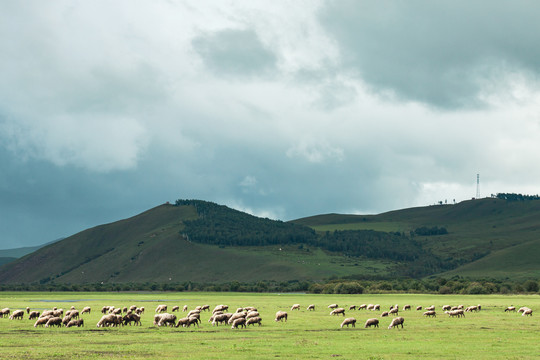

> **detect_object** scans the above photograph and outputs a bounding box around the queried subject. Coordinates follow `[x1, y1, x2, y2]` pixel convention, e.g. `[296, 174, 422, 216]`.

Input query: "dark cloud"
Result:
[192, 29, 277, 77]
[319, 0, 540, 108]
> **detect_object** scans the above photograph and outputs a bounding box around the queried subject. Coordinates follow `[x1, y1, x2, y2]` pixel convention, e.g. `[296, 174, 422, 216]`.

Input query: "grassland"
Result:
[0, 291, 539, 359]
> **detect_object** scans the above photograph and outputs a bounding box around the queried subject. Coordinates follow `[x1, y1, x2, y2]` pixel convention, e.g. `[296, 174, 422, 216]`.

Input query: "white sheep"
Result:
[34, 316, 52, 327]
[364, 318, 379, 328]
[403, 305, 411, 311]
[307, 304, 315, 311]
[157, 313, 177, 327]
[9, 310, 24, 320]
[504, 306, 516, 312]
[228, 312, 246, 325]
[358, 304, 367, 310]
[97, 314, 117, 327]
[246, 316, 262, 326]
[349, 305, 356, 310]
[340, 317, 356, 328]
[388, 316, 405, 329]
[522, 309, 533, 316]
[182, 305, 188, 312]
[389, 307, 399, 316]
[423, 311, 436, 317]
[81, 307, 91, 315]
[442, 305, 451, 311]
[171, 305, 180, 312]
[330, 308, 345, 316]
[275, 311, 288, 322]
[231, 317, 246, 329]
[446, 310, 465, 318]
[155, 304, 168, 313]
[328, 304, 338, 309]
[66, 319, 84, 327]
[246, 311, 260, 319]
[45, 316, 62, 328]
[291, 304, 300, 311]
[212, 313, 231, 326]
[28, 311, 40, 320]
[416, 306, 422, 311]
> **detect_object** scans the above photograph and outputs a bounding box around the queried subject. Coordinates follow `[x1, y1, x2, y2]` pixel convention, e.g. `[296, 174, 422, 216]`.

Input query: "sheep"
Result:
[328, 304, 338, 309]
[66, 319, 84, 328]
[349, 305, 356, 311]
[231, 317, 246, 329]
[45, 317, 62, 328]
[246, 311, 260, 319]
[504, 306, 516, 312]
[122, 307, 128, 314]
[9, 310, 24, 320]
[34, 316, 51, 327]
[235, 307, 244, 313]
[29, 311, 41, 320]
[0, 308, 10, 318]
[170, 305, 180, 312]
[465, 306, 479, 312]
[135, 307, 144, 315]
[518, 307, 531, 313]
[381, 311, 389, 317]
[388, 316, 405, 329]
[446, 310, 465, 318]
[228, 312, 246, 325]
[186, 316, 200, 327]
[129, 305, 137, 312]
[112, 308, 122, 315]
[157, 313, 177, 327]
[307, 304, 315, 311]
[155, 304, 168, 313]
[366, 304, 375, 310]
[62, 314, 73, 326]
[201, 305, 210, 311]
[291, 304, 300, 311]
[195, 306, 202, 311]
[183, 305, 188, 312]
[40, 310, 54, 318]
[416, 306, 422, 311]
[423, 311, 437, 317]
[188, 309, 201, 317]
[389, 307, 399, 316]
[425, 305, 435, 311]
[457, 305, 464, 310]
[373, 304, 381, 311]
[81, 307, 91, 315]
[114, 315, 124, 327]
[442, 305, 451, 311]
[451, 306, 459, 311]
[522, 309, 533, 316]
[97, 314, 117, 328]
[123, 313, 142, 326]
[358, 304, 367, 310]
[330, 308, 345, 316]
[403, 305, 411, 311]
[275, 311, 288, 322]
[101, 306, 109, 314]
[213, 305, 228, 313]
[69, 310, 79, 319]
[26, 307, 31, 314]
[211, 313, 230, 326]
[175, 317, 190, 327]
[246, 316, 262, 326]
[52, 309, 63, 318]
[340, 317, 356, 328]
[364, 318, 379, 328]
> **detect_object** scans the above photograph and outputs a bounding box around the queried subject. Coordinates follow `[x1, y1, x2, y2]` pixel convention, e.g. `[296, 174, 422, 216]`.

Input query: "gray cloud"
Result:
[319, 0, 540, 108]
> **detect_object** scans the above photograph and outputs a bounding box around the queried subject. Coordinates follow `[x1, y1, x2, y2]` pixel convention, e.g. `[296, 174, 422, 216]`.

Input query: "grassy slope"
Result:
[293, 198, 540, 280]
[0, 204, 394, 284]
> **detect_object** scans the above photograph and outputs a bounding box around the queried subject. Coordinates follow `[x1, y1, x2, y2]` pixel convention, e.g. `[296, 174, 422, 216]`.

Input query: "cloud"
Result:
[319, 0, 540, 109]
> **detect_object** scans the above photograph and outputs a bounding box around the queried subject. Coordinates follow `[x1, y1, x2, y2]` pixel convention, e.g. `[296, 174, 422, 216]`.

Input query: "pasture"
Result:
[0, 292, 539, 359]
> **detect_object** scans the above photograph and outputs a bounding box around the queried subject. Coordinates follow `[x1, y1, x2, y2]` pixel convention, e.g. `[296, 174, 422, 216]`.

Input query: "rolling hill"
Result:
[1, 196, 539, 285]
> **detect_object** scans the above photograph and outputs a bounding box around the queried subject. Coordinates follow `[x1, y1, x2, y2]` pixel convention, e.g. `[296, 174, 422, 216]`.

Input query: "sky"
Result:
[1, 1, 540, 248]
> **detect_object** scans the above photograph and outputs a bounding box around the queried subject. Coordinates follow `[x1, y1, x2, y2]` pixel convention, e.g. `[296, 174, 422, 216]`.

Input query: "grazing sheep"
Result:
[381, 311, 389, 317]
[213, 305, 229, 313]
[231, 317, 246, 329]
[366, 304, 374, 310]
[451, 306, 459, 311]
[26, 307, 31, 314]
[62, 314, 73, 326]
[52, 309, 63, 317]
[201, 305, 210, 312]
[246, 316, 262, 326]
[175, 317, 190, 327]
[465, 306, 478, 312]
[373, 304, 381, 311]
[246, 311, 260, 319]
[388, 316, 405, 329]
[522, 309, 533, 316]
[416, 306, 422, 311]
[328, 304, 338, 309]
[359, 304, 367, 310]
[45, 317, 62, 328]
[518, 307, 531, 313]
[389, 307, 399, 316]
[70, 310, 79, 320]
[340, 317, 356, 328]
[9, 310, 24, 320]
[349, 305, 356, 311]
[228, 312, 247, 325]
[423, 311, 436, 317]
[212, 313, 231, 326]
[330, 308, 346, 316]
[81, 307, 91, 315]
[504, 306, 516, 312]
[40, 310, 54, 318]
[186, 316, 200, 327]
[129, 305, 137, 312]
[123, 313, 142, 326]
[446, 310, 465, 318]
[182, 305, 188, 312]
[403, 305, 411, 311]
[29, 311, 40, 320]
[171, 306, 180, 312]
[457, 305, 464, 310]
[97, 314, 117, 328]
[157, 313, 177, 327]
[425, 305, 435, 311]
[155, 305, 168, 313]
[188, 309, 201, 318]
[112, 308, 122, 315]
[34, 316, 52, 327]
[101, 306, 109, 314]
[275, 311, 288, 322]
[0, 308, 10, 318]
[442, 305, 451, 311]
[364, 318, 379, 328]
[307, 304, 315, 311]
[235, 307, 244, 313]
[66, 319, 84, 328]
[135, 308, 144, 315]
[122, 307, 128, 314]
[291, 304, 300, 311]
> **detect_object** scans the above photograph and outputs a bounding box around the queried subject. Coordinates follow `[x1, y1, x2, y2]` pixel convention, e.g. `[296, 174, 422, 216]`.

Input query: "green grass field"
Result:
[0, 292, 539, 359]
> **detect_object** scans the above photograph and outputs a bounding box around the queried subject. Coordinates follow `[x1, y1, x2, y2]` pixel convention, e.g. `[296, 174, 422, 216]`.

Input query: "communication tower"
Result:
[476, 174, 480, 199]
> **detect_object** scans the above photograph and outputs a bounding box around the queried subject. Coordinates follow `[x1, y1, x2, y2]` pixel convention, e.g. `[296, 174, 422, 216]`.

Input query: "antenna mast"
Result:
[476, 174, 480, 199]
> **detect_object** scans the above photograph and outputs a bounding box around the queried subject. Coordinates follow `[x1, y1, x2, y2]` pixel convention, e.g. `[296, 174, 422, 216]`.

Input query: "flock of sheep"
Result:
[0, 300, 533, 331]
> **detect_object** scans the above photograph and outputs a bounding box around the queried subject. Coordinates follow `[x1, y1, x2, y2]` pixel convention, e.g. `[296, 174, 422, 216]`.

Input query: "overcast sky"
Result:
[2, 1, 540, 248]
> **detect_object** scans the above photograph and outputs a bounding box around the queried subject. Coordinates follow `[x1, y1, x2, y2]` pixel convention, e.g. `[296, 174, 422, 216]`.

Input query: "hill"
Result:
[0, 240, 62, 267]
[1, 196, 539, 285]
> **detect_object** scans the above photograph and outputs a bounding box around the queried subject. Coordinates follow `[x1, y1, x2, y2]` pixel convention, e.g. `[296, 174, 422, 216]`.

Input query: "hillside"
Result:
[1, 197, 540, 284]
